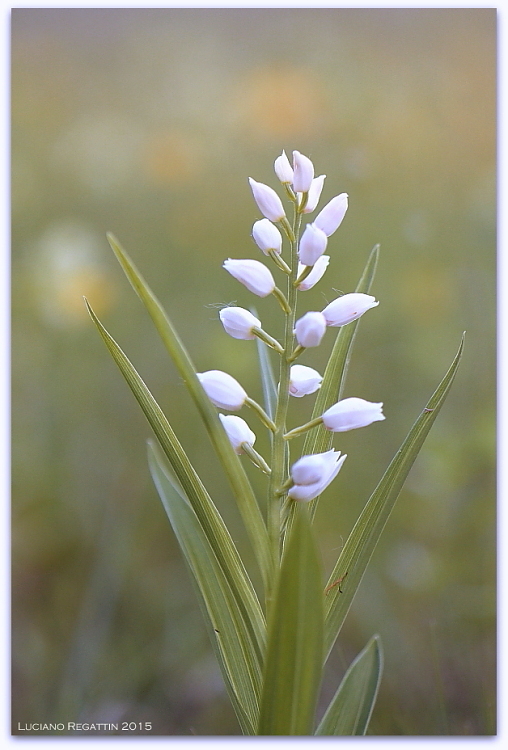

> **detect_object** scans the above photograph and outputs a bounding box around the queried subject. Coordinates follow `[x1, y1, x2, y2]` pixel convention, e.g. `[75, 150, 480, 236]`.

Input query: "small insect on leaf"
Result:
[325, 571, 348, 595]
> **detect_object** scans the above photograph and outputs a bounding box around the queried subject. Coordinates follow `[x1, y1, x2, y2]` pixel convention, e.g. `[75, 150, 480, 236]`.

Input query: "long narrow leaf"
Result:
[106, 234, 271, 587]
[305, 245, 379, 517]
[148, 442, 262, 734]
[282, 246, 379, 535]
[305, 244, 379, 457]
[254, 320, 278, 422]
[316, 635, 383, 735]
[257, 505, 324, 735]
[324, 334, 465, 658]
[85, 300, 266, 672]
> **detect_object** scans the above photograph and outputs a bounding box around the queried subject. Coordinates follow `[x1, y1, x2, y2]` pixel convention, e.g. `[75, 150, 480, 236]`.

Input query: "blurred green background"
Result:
[11, 8, 496, 736]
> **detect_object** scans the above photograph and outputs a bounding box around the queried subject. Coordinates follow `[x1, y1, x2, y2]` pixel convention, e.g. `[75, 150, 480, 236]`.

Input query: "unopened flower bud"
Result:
[314, 193, 348, 236]
[322, 293, 379, 327]
[289, 364, 322, 398]
[252, 219, 283, 255]
[223, 258, 275, 297]
[302, 175, 326, 214]
[298, 223, 328, 266]
[297, 255, 330, 291]
[248, 178, 286, 222]
[292, 150, 315, 193]
[197, 370, 247, 411]
[322, 397, 385, 432]
[274, 150, 294, 184]
[288, 449, 347, 502]
[294, 311, 327, 348]
[291, 453, 329, 486]
[219, 307, 260, 340]
[219, 414, 256, 454]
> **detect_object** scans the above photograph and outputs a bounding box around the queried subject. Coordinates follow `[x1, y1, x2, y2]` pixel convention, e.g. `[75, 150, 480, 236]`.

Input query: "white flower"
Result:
[292, 150, 315, 193]
[314, 193, 348, 236]
[322, 397, 385, 432]
[298, 223, 328, 266]
[274, 150, 294, 183]
[297, 255, 330, 291]
[197, 370, 247, 411]
[248, 178, 286, 222]
[219, 307, 260, 340]
[289, 364, 323, 397]
[219, 414, 256, 454]
[322, 293, 379, 327]
[223, 258, 275, 297]
[252, 219, 283, 255]
[302, 175, 326, 214]
[294, 311, 327, 348]
[288, 450, 347, 502]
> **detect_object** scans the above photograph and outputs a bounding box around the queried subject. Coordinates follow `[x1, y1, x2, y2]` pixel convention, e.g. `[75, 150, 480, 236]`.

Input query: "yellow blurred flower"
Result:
[233, 64, 330, 140]
[141, 130, 203, 185]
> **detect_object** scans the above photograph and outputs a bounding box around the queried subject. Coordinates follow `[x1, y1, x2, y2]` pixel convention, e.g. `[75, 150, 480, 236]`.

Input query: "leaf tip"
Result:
[106, 232, 122, 256]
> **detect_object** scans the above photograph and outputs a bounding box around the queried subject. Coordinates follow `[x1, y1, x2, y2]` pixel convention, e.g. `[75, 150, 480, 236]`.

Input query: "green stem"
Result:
[287, 344, 306, 363]
[241, 442, 272, 475]
[272, 286, 291, 314]
[245, 397, 277, 432]
[294, 265, 313, 288]
[268, 250, 292, 275]
[279, 216, 296, 243]
[298, 191, 309, 213]
[284, 416, 324, 441]
[252, 327, 284, 354]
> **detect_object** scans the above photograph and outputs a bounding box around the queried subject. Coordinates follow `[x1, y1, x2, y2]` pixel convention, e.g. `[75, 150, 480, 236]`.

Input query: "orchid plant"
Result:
[86, 149, 463, 736]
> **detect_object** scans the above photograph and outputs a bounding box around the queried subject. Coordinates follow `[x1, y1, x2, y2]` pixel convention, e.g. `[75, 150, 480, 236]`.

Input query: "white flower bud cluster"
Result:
[196, 149, 384, 501]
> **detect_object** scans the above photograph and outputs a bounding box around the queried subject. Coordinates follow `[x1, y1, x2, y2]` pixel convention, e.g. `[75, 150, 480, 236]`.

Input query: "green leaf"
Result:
[305, 245, 379, 506]
[148, 442, 263, 734]
[253, 312, 278, 422]
[324, 334, 465, 658]
[282, 246, 379, 534]
[106, 233, 271, 588]
[85, 300, 266, 677]
[257, 504, 324, 735]
[316, 635, 383, 735]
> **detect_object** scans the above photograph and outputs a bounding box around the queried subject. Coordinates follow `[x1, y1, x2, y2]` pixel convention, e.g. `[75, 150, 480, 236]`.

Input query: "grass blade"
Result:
[316, 635, 383, 735]
[85, 300, 266, 673]
[257, 504, 324, 735]
[106, 233, 271, 587]
[148, 442, 262, 734]
[324, 334, 465, 658]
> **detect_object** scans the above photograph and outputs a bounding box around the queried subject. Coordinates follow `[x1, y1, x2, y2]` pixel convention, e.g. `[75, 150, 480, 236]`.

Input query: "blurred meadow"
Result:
[11, 8, 496, 736]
